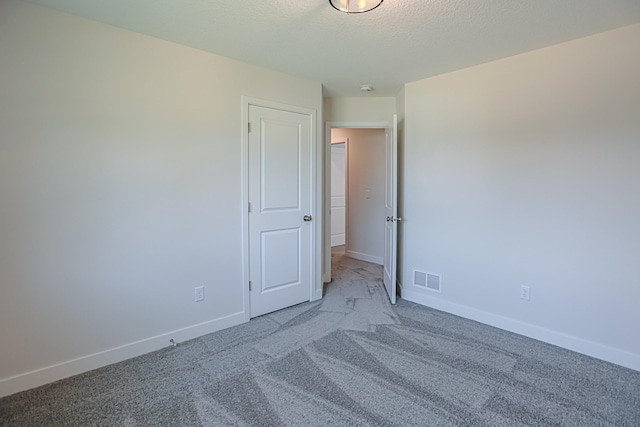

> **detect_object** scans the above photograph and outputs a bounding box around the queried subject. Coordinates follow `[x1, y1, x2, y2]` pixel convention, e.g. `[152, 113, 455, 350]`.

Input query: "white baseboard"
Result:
[330, 235, 345, 247]
[401, 289, 640, 372]
[0, 311, 246, 398]
[346, 250, 383, 265]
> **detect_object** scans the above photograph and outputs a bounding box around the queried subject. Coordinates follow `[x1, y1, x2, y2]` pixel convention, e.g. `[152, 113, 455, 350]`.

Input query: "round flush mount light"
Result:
[360, 85, 374, 92]
[329, 0, 383, 14]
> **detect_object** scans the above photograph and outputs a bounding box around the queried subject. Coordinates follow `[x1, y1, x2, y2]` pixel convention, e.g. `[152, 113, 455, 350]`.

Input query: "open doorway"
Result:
[330, 128, 386, 265]
[324, 117, 398, 304]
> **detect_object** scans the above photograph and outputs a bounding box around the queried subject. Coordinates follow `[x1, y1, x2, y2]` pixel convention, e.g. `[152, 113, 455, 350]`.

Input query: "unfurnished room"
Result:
[1, 0, 639, 425]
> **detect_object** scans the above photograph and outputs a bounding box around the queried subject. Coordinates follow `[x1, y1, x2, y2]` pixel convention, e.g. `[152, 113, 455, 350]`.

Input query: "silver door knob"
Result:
[303, 215, 312, 221]
[386, 216, 391, 222]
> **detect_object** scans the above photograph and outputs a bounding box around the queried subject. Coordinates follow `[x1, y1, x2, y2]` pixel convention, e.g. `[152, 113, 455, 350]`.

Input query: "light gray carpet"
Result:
[2, 248, 639, 426]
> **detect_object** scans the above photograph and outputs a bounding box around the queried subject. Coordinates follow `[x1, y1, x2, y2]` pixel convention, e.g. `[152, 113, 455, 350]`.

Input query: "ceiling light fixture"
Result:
[329, 0, 383, 14]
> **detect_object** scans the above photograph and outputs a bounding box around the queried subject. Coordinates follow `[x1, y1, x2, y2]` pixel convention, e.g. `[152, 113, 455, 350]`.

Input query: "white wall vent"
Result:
[426, 273, 442, 293]
[413, 270, 427, 288]
[413, 270, 441, 293]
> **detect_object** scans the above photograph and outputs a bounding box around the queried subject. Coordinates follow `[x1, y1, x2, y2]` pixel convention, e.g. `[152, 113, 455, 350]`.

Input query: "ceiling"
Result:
[23, 0, 640, 97]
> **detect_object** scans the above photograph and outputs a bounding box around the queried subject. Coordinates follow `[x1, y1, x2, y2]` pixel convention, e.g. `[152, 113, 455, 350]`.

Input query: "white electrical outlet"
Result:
[194, 286, 205, 302]
[520, 285, 530, 301]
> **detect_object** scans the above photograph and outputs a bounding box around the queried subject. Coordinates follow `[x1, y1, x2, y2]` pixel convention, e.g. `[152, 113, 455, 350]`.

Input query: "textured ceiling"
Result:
[23, 0, 640, 97]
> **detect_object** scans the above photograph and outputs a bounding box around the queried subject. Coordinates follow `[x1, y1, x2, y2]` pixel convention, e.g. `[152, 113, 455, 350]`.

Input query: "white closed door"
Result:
[249, 105, 313, 318]
[330, 143, 346, 246]
[383, 115, 398, 304]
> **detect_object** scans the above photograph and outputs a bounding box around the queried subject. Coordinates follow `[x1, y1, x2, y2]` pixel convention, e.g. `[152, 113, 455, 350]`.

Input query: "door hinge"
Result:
[248, 202, 252, 213]
[248, 122, 251, 133]
[249, 281, 252, 291]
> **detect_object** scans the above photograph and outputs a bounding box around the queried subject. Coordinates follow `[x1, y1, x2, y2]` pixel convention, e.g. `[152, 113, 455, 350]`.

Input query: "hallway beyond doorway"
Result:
[324, 245, 397, 330]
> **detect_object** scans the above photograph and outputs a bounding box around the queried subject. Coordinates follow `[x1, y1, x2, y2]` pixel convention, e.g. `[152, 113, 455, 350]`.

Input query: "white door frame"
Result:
[242, 97, 320, 322]
[323, 121, 390, 284]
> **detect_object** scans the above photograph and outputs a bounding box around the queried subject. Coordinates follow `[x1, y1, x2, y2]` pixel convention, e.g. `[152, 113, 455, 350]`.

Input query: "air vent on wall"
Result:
[413, 270, 427, 288]
[426, 273, 441, 292]
[413, 270, 441, 293]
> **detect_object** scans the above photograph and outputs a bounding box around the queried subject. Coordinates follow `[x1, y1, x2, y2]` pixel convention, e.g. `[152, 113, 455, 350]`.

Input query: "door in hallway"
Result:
[330, 142, 346, 247]
[248, 104, 313, 318]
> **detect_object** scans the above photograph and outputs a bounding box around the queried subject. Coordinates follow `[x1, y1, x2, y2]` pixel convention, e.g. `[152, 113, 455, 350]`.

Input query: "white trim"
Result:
[312, 101, 323, 301]
[402, 289, 640, 372]
[322, 123, 333, 285]
[241, 97, 251, 322]
[343, 137, 350, 266]
[346, 250, 384, 266]
[0, 312, 245, 398]
[241, 97, 320, 311]
[330, 234, 345, 247]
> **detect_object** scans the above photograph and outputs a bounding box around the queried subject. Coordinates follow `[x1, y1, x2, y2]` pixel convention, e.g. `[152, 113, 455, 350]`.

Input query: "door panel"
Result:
[383, 115, 398, 304]
[261, 121, 300, 211]
[261, 228, 300, 291]
[249, 105, 312, 318]
[330, 143, 346, 246]
[330, 201, 345, 246]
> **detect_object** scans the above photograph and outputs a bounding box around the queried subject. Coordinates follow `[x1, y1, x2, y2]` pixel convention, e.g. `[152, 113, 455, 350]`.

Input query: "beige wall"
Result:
[402, 24, 640, 369]
[324, 97, 396, 123]
[0, 0, 322, 396]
